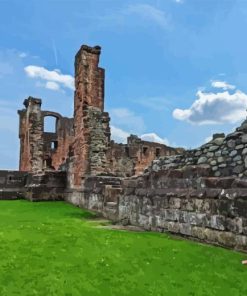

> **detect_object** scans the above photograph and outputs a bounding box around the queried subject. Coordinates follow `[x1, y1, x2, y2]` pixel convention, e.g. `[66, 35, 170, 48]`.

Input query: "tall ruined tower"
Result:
[18, 97, 43, 172]
[70, 45, 110, 187]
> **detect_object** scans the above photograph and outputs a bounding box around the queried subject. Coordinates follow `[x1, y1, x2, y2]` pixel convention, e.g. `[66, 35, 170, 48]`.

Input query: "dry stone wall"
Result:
[147, 119, 247, 178]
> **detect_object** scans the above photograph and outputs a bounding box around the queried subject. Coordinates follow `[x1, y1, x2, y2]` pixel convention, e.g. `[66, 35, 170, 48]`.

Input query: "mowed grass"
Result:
[0, 201, 247, 296]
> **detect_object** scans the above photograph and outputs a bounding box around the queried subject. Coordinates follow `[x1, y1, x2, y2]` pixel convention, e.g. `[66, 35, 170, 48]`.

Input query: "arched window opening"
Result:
[44, 116, 57, 133]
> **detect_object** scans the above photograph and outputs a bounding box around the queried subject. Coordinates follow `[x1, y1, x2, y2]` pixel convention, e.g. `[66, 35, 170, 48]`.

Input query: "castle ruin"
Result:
[1, 44, 247, 252]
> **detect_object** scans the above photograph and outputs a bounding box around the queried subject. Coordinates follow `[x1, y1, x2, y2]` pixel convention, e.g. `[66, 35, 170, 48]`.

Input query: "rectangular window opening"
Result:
[143, 147, 148, 156]
[155, 148, 161, 157]
[51, 141, 58, 150]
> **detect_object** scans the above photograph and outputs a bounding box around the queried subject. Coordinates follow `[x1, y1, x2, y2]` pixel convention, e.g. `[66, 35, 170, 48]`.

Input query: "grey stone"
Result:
[214, 171, 221, 177]
[206, 152, 214, 158]
[219, 163, 227, 168]
[198, 156, 208, 164]
[241, 134, 247, 143]
[229, 150, 237, 157]
[227, 140, 235, 148]
[215, 151, 222, 157]
[195, 151, 202, 157]
[210, 160, 217, 166]
[222, 150, 229, 156]
[242, 148, 247, 155]
[209, 145, 219, 152]
[233, 155, 241, 162]
[213, 138, 224, 145]
[233, 165, 244, 174]
[236, 144, 244, 150]
[217, 157, 224, 163]
[211, 215, 225, 230]
[212, 166, 218, 171]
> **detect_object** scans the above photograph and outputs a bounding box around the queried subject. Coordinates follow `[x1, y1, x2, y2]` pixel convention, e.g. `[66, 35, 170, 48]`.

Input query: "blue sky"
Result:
[1, 0, 247, 169]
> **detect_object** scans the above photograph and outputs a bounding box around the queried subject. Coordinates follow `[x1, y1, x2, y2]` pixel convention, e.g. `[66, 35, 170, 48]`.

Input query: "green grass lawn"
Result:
[0, 200, 246, 296]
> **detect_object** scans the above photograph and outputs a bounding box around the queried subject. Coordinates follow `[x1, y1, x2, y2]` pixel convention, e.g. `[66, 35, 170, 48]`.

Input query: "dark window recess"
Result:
[46, 158, 52, 168]
[51, 141, 58, 150]
[125, 147, 130, 157]
[155, 148, 161, 157]
[143, 147, 148, 155]
[8, 176, 13, 181]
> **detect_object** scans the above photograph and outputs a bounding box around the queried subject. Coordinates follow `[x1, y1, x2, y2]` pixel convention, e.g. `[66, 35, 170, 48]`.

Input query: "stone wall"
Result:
[25, 171, 66, 201]
[0, 170, 66, 202]
[65, 175, 122, 220]
[0, 170, 27, 199]
[42, 111, 74, 171]
[71, 45, 106, 187]
[18, 99, 74, 172]
[18, 97, 43, 172]
[147, 119, 247, 178]
[117, 167, 247, 251]
[106, 135, 183, 178]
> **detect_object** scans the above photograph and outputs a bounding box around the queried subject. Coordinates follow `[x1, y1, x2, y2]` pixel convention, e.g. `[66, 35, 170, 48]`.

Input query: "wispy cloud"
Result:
[211, 80, 235, 90]
[83, 4, 170, 30]
[24, 65, 74, 91]
[19, 52, 28, 58]
[126, 4, 168, 28]
[52, 39, 58, 66]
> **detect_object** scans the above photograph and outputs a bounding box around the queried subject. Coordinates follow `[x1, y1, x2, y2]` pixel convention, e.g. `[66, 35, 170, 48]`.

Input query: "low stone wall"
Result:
[25, 171, 66, 201]
[65, 176, 122, 220]
[148, 119, 247, 178]
[118, 167, 247, 251]
[0, 170, 27, 200]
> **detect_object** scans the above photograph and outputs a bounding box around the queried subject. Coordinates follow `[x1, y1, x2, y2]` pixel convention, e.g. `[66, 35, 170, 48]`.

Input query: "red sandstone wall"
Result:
[71, 45, 106, 187]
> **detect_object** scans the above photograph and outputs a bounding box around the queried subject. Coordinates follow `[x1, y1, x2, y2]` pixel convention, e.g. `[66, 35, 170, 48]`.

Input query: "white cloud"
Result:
[126, 4, 168, 28]
[174, 0, 183, 3]
[24, 65, 74, 90]
[140, 133, 170, 145]
[110, 126, 170, 146]
[111, 125, 130, 143]
[110, 108, 145, 134]
[211, 80, 235, 90]
[45, 81, 60, 91]
[173, 89, 247, 125]
[110, 108, 171, 145]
